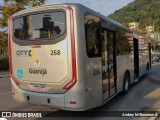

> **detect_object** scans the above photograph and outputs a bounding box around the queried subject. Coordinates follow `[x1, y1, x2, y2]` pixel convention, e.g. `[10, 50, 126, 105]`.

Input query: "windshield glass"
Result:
[13, 11, 65, 40]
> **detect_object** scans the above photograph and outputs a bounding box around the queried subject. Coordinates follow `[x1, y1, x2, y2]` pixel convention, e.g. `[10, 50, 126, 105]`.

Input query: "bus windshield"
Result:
[13, 11, 66, 40]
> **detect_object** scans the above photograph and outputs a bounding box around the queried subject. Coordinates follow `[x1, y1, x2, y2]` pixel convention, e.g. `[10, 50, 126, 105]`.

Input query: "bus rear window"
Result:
[13, 11, 65, 40]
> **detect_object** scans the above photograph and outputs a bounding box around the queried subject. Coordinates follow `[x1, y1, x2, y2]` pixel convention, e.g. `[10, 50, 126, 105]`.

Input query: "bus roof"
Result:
[12, 3, 133, 33]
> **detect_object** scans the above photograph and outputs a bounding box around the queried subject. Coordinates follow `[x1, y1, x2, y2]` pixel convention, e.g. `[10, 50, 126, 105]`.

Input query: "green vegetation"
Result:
[0, 0, 45, 71]
[0, 56, 9, 71]
[108, 0, 160, 33]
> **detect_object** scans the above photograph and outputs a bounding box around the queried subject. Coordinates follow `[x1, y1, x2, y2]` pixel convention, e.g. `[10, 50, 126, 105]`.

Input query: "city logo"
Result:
[16, 50, 35, 57]
[29, 50, 35, 57]
[35, 59, 40, 66]
[17, 70, 23, 78]
[29, 68, 47, 76]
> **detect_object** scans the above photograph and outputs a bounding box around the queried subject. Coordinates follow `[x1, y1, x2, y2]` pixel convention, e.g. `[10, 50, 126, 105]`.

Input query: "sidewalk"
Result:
[149, 75, 160, 83]
[0, 71, 10, 78]
[148, 63, 160, 83]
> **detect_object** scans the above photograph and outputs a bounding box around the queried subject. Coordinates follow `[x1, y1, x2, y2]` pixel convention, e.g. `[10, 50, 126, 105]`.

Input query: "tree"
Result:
[0, 32, 7, 56]
[0, 0, 45, 28]
[0, 0, 45, 57]
[108, 0, 160, 35]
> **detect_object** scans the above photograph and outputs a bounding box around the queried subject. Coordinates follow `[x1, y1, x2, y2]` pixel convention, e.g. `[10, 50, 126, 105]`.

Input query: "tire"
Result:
[122, 73, 130, 95]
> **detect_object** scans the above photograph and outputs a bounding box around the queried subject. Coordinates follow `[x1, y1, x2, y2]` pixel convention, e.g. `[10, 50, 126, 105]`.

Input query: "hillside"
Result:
[108, 0, 160, 33]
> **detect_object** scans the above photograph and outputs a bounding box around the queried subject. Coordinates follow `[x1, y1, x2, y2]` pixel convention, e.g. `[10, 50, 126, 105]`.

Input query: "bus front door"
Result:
[102, 29, 117, 102]
[133, 38, 139, 79]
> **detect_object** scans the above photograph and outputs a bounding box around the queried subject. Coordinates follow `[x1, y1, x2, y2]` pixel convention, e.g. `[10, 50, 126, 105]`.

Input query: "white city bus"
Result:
[8, 3, 151, 111]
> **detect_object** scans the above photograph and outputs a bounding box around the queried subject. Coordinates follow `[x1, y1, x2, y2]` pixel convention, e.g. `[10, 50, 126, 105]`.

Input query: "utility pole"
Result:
[0, 5, 2, 14]
[153, 22, 155, 53]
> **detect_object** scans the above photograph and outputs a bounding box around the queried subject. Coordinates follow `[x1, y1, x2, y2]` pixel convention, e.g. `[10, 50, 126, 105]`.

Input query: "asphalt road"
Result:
[0, 63, 160, 120]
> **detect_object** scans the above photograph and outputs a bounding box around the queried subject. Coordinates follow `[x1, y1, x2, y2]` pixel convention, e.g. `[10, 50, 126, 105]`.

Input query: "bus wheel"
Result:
[122, 73, 130, 95]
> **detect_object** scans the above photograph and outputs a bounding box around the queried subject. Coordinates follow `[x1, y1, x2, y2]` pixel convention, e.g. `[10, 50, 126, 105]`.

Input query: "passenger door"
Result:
[102, 29, 117, 102]
[133, 38, 139, 79]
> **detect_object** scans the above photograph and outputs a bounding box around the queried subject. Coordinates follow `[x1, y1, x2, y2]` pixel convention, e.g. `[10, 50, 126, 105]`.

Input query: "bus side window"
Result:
[85, 14, 101, 58]
[116, 29, 132, 55]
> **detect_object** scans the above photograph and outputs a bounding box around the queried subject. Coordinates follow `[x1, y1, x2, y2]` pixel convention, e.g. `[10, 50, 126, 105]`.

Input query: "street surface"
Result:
[0, 63, 160, 120]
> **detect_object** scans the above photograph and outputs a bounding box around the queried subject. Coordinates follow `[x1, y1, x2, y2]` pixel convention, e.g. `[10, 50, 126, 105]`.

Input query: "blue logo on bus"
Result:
[17, 70, 23, 78]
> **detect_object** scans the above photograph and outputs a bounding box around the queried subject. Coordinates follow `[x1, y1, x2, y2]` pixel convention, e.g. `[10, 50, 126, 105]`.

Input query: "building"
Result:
[129, 22, 139, 29]
[146, 26, 154, 33]
[147, 32, 159, 40]
[136, 36, 149, 53]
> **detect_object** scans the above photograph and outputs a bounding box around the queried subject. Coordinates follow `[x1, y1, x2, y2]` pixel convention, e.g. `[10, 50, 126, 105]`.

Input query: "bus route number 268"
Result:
[51, 50, 60, 56]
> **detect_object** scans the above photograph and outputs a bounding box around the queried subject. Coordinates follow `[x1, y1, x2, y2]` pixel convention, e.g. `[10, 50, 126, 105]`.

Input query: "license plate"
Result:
[34, 85, 45, 91]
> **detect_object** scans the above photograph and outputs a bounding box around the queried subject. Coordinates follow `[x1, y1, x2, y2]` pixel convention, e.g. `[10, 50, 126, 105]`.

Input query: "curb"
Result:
[148, 76, 160, 83]
[0, 74, 10, 78]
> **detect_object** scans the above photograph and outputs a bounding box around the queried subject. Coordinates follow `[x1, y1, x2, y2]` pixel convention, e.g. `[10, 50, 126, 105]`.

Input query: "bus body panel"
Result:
[72, 4, 103, 109]
[11, 39, 71, 93]
[85, 58, 103, 109]
[9, 3, 151, 111]
[12, 40, 69, 84]
[10, 6, 75, 93]
[11, 77, 86, 110]
[139, 54, 148, 77]
[10, 4, 89, 111]
[11, 78, 65, 107]
[116, 56, 132, 92]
